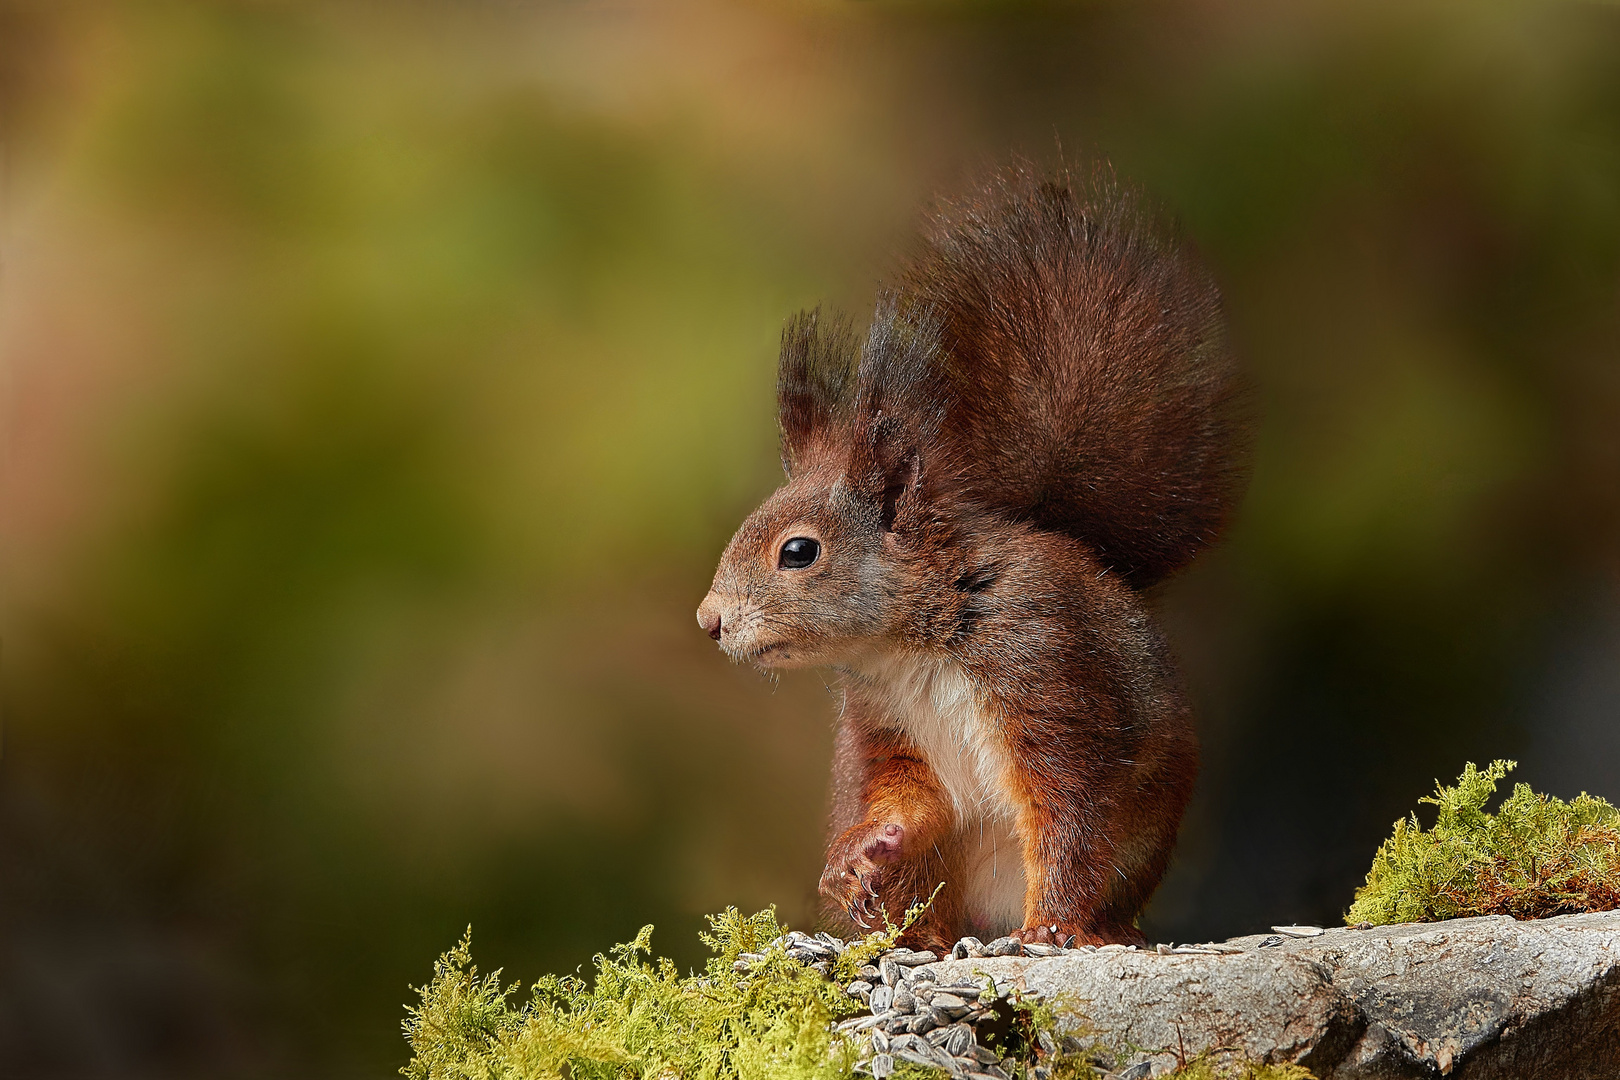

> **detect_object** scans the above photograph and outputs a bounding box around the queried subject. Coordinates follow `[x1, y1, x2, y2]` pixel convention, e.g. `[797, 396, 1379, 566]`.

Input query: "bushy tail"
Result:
[902, 161, 1248, 586]
[777, 161, 1248, 588]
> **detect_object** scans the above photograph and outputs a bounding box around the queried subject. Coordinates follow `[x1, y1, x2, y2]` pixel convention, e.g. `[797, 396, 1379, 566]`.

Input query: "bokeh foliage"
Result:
[3, 2, 1619, 1078]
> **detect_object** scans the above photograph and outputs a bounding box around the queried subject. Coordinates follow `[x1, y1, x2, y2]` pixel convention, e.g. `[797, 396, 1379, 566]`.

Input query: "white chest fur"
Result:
[854, 653, 1026, 934]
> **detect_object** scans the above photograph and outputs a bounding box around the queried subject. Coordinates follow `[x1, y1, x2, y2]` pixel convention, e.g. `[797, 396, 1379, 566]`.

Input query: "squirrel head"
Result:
[697, 465, 902, 668]
[698, 301, 945, 669]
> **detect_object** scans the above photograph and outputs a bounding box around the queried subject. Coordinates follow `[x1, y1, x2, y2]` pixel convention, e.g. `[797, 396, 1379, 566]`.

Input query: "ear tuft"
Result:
[776, 298, 950, 526]
[777, 308, 860, 476]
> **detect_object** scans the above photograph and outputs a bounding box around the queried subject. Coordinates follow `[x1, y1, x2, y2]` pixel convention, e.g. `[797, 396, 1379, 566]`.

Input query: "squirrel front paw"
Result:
[818, 821, 907, 929]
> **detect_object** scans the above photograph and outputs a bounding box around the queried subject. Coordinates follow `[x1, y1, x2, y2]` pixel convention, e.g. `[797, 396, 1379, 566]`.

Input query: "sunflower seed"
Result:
[938, 981, 986, 996]
[836, 1013, 886, 1032]
[986, 937, 1024, 957]
[907, 1037, 962, 1074]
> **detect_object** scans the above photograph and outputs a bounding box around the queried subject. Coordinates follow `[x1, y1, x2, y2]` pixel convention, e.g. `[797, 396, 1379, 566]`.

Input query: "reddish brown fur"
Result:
[698, 161, 1245, 950]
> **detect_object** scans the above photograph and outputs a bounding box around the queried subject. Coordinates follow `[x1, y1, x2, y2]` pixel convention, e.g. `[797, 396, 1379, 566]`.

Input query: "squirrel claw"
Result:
[847, 876, 876, 925]
[820, 820, 909, 935]
[1013, 922, 1099, 948]
[848, 889, 875, 928]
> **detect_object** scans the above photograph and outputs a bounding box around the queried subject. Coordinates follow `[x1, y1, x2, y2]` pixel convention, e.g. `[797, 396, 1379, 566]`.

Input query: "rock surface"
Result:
[916, 911, 1620, 1078]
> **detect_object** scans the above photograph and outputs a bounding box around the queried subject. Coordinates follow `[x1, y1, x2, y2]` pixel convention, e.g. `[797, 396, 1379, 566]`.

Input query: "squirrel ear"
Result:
[849, 295, 946, 529]
[878, 449, 923, 532]
[865, 416, 924, 532]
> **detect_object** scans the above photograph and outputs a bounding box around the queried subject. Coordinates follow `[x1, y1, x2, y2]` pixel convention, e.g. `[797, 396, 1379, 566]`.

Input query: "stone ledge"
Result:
[916, 911, 1620, 1078]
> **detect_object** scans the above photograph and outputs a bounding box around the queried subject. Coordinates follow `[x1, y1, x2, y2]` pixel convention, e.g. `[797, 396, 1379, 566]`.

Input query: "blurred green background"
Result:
[2, 1, 1617, 1076]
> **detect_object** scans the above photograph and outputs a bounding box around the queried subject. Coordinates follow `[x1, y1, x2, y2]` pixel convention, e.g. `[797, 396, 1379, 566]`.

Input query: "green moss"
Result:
[1157, 1057, 1314, 1080]
[1045, 1037, 1314, 1080]
[401, 894, 966, 1080]
[1347, 760, 1620, 926]
[401, 911, 861, 1080]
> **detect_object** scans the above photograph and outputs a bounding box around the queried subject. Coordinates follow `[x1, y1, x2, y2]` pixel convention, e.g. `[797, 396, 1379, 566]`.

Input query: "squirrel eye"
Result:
[778, 537, 820, 569]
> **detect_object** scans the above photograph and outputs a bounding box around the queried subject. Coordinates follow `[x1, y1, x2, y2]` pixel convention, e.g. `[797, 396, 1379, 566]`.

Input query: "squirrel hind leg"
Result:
[1089, 743, 1200, 943]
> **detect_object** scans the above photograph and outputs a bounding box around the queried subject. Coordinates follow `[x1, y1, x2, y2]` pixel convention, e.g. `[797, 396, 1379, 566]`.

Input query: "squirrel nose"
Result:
[697, 606, 723, 641]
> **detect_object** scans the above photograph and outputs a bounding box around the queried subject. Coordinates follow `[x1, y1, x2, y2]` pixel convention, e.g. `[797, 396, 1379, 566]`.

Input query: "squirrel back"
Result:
[779, 162, 1246, 587]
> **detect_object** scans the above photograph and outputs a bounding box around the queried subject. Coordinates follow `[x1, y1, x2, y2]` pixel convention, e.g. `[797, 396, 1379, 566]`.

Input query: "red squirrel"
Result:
[696, 162, 1248, 951]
